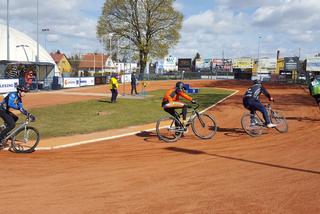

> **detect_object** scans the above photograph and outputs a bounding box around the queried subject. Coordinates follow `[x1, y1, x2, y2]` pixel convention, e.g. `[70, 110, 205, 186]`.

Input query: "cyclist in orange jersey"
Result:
[162, 81, 196, 126]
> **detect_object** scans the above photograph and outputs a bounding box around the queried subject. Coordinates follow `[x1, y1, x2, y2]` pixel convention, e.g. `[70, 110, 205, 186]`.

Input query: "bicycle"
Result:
[156, 103, 217, 142]
[241, 103, 288, 137]
[0, 115, 40, 153]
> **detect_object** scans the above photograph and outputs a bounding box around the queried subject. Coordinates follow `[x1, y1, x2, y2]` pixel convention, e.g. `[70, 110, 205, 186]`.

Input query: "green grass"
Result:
[27, 88, 233, 139]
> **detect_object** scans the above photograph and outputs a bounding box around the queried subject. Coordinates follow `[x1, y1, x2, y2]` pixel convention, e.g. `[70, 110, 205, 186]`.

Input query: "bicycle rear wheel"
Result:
[11, 126, 40, 153]
[270, 111, 288, 133]
[191, 113, 217, 139]
[241, 113, 263, 137]
[156, 116, 183, 142]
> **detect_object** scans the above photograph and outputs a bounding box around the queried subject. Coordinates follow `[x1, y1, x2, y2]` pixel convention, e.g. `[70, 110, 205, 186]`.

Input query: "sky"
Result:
[0, 0, 319, 59]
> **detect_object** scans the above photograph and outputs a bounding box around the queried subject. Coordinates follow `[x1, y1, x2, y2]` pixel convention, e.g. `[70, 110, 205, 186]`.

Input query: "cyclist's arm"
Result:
[17, 102, 29, 116]
[261, 86, 271, 100]
[178, 90, 193, 102]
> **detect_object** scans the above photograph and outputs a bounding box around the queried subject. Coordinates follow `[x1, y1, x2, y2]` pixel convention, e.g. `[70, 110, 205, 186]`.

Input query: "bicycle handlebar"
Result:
[189, 102, 200, 110]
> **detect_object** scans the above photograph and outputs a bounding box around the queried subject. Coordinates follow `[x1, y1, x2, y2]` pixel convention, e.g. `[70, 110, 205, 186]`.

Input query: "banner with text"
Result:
[0, 79, 19, 93]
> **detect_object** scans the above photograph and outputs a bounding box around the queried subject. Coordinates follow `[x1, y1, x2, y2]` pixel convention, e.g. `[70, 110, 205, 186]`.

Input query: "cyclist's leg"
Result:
[166, 102, 187, 125]
[164, 107, 180, 125]
[243, 98, 256, 124]
[250, 100, 271, 124]
[0, 110, 15, 142]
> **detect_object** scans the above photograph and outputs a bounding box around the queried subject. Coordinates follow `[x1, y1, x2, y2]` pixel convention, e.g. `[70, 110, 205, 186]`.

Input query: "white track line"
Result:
[37, 89, 239, 150]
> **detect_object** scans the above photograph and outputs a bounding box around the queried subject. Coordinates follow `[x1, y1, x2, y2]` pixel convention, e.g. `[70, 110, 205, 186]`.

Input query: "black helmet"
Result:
[176, 81, 185, 90]
[253, 79, 262, 85]
[16, 85, 29, 92]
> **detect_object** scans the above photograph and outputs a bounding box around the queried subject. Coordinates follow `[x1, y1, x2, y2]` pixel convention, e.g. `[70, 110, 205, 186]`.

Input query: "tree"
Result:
[192, 52, 201, 72]
[97, 0, 183, 75]
[68, 54, 81, 77]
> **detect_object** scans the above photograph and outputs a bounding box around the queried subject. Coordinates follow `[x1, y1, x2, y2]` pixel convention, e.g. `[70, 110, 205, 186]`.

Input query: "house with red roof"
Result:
[78, 53, 117, 75]
[50, 50, 72, 75]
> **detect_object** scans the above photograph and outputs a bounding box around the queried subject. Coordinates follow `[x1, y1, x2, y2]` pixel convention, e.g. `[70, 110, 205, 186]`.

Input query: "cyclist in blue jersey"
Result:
[0, 85, 35, 146]
[243, 80, 276, 128]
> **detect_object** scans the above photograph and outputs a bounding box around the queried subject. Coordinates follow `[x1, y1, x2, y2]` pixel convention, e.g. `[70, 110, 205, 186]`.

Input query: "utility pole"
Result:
[36, 0, 39, 62]
[257, 36, 262, 80]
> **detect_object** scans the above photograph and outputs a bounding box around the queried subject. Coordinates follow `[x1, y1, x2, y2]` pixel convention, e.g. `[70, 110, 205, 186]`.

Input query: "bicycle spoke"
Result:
[11, 127, 40, 153]
[241, 113, 263, 137]
[156, 117, 183, 142]
[192, 113, 217, 139]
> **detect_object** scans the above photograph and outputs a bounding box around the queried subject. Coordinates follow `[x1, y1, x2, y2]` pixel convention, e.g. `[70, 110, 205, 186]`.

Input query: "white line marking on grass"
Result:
[36, 89, 239, 151]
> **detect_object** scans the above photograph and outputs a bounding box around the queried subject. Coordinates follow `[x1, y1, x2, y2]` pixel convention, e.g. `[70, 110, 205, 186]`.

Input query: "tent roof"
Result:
[0, 23, 59, 74]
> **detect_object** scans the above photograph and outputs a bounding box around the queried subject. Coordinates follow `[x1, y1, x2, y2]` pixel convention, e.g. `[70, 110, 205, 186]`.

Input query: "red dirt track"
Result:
[0, 80, 319, 214]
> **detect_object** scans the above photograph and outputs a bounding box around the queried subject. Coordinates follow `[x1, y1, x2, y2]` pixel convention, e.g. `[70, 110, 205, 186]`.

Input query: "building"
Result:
[78, 53, 116, 76]
[50, 51, 72, 76]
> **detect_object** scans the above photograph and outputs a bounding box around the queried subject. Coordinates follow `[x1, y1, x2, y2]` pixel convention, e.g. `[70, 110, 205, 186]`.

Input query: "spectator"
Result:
[131, 72, 138, 95]
[109, 73, 119, 103]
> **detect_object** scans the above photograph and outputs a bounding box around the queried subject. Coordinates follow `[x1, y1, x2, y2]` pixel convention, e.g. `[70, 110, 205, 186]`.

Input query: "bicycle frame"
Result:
[178, 103, 205, 128]
[250, 104, 274, 128]
[4, 119, 30, 141]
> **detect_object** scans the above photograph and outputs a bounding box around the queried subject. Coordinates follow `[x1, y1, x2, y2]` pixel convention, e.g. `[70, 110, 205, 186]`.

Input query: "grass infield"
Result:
[28, 88, 233, 139]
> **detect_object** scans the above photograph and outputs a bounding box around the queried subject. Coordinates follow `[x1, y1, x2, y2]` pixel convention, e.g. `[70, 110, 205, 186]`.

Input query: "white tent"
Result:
[0, 23, 59, 76]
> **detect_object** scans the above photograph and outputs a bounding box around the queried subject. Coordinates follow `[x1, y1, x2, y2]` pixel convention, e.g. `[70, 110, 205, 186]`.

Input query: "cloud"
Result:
[1, 0, 319, 59]
[0, 0, 101, 56]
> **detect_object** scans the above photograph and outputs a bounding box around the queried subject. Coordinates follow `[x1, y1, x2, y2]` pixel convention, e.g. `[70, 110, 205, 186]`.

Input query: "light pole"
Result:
[7, 0, 10, 61]
[257, 36, 262, 80]
[36, 0, 39, 62]
[41, 28, 50, 50]
[16, 45, 30, 61]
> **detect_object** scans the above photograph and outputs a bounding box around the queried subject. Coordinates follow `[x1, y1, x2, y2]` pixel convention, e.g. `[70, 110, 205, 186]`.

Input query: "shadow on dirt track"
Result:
[164, 147, 320, 175]
[286, 116, 320, 122]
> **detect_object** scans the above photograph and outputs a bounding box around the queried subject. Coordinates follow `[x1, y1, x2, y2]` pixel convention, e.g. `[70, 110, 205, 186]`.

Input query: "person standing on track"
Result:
[109, 73, 119, 103]
[130, 72, 138, 95]
[243, 79, 276, 128]
[0, 85, 35, 147]
[162, 81, 196, 127]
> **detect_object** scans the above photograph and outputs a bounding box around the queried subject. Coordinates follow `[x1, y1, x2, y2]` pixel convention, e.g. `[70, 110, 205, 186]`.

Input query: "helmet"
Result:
[253, 79, 262, 85]
[175, 81, 185, 90]
[16, 85, 29, 92]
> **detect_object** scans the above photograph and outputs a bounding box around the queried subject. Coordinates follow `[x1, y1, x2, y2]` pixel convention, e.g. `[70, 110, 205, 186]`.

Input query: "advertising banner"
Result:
[0, 79, 19, 93]
[163, 55, 177, 71]
[203, 59, 212, 68]
[178, 58, 192, 72]
[259, 58, 276, 69]
[284, 57, 299, 71]
[80, 77, 95, 86]
[195, 59, 204, 69]
[306, 57, 320, 71]
[63, 77, 80, 88]
[232, 58, 254, 69]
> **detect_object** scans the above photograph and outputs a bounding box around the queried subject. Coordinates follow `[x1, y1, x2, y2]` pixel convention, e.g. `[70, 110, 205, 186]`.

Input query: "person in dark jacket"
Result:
[131, 72, 138, 95]
[243, 80, 276, 128]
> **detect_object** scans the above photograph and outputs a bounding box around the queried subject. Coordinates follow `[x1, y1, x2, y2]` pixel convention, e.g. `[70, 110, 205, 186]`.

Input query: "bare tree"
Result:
[97, 0, 183, 75]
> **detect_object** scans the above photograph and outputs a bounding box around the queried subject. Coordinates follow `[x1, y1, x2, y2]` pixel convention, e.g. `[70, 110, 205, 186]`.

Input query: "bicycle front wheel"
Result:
[11, 126, 40, 153]
[156, 116, 183, 143]
[241, 113, 263, 137]
[270, 111, 288, 133]
[191, 113, 217, 139]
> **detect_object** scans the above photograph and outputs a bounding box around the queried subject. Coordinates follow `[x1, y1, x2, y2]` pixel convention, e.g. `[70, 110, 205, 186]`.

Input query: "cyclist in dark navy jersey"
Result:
[243, 80, 276, 128]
